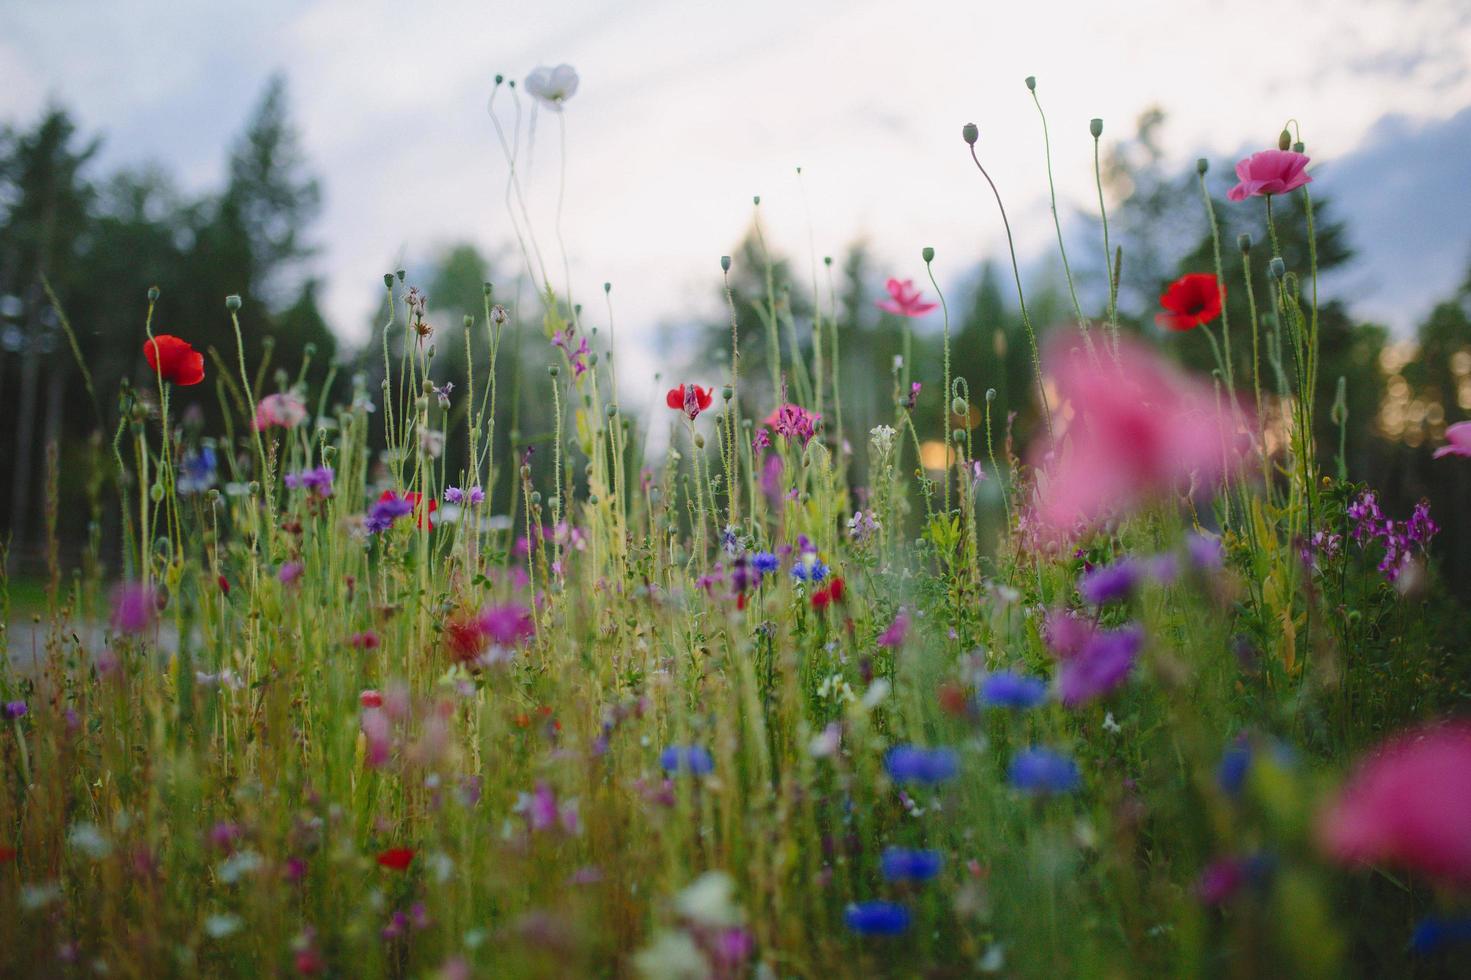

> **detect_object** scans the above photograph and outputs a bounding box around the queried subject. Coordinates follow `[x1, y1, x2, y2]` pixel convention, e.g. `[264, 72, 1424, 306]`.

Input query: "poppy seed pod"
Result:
[1293, 141, 1305, 154]
[225, 294, 242, 311]
[606, 403, 618, 418]
[1238, 233, 1252, 253]
[147, 286, 160, 302]
[530, 491, 541, 506]
[1196, 158, 1209, 175]
[722, 386, 733, 401]
[1025, 75, 1036, 90]
[1269, 257, 1286, 280]
[463, 315, 473, 328]
[962, 122, 979, 145]
[396, 269, 406, 282]
[384, 274, 395, 289]
[922, 247, 935, 263]
[603, 282, 611, 293]
[720, 255, 731, 273]
[494, 74, 503, 84]
[548, 365, 559, 377]
[482, 281, 493, 296]
[1090, 118, 1103, 138]
[752, 196, 760, 206]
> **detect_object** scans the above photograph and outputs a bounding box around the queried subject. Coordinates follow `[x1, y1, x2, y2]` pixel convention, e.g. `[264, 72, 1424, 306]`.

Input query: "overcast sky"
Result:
[3, 0, 1469, 386]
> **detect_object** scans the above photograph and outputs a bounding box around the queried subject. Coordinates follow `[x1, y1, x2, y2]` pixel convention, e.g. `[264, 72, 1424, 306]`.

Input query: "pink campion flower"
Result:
[875, 278, 937, 318]
[254, 392, 308, 430]
[110, 582, 158, 634]
[878, 610, 910, 648]
[1030, 337, 1245, 534]
[764, 403, 821, 445]
[1432, 420, 1471, 459]
[1226, 149, 1312, 202]
[1318, 721, 1471, 888]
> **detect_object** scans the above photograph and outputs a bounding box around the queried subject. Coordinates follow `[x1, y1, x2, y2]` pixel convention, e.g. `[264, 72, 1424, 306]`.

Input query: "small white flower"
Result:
[1102, 712, 1121, 734]
[524, 64, 580, 111]
[674, 871, 744, 928]
[67, 822, 112, 861]
[204, 914, 243, 939]
[869, 424, 896, 456]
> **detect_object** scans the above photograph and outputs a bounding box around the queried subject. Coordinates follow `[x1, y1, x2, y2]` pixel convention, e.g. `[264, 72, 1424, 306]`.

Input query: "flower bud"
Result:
[1269, 257, 1286, 280]
[1089, 118, 1103, 138]
[225, 294, 242, 311]
[1278, 129, 1291, 151]
[520, 464, 531, 480]
[530, 491, 541, 506]
[753, 195, 760, 206]
[247, 481, 260, 496]
[951, 396, 967, 417]
[304, 342, 317, 358]
[483, 281, 493, 297]
[606, 403, 618, 418]
[1292, 141, 1305, 154]
[922, 246, 935, 263]
[694, 433, 705, 449]
[1196, 158, 1209, 175]
[985, 388, 997, 403]
[1025, 75, 1036, 91]
[150, 483, 165, 503]
[463, 315, 474, 328]
[422, 379, 434, 396]
[395, 269, 406, 282]
[1237, 233, 1252, 253]
[722, 386, 733, 401]
[147, 286, 160, 302]
[962, 122, 979, 145]
[494, 74, 504, 85]
[720, 255, 731, 273]
[384, 274, 395, 289]
[548, 365, 559, 377]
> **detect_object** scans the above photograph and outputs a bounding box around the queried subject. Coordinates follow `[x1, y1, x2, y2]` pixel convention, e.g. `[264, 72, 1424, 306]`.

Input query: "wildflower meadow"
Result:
[3, 54, 1471, 980]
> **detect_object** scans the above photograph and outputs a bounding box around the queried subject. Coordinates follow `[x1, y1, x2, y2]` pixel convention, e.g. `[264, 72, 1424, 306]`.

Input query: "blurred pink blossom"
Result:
[875, 278, 937, 318]
[1318, 721, 1471, 888]
[1030, 338, 1244, 534]
[1226, 149, 1312, 202]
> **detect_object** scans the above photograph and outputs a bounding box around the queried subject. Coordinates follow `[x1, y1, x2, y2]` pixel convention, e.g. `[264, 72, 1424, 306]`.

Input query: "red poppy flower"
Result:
[0, 845, 16, 863]
[360, 690, 383, 709]
[1155, 274, 1225, 332]
[666, 384, 713, 421]
[375, 847, 415, 871]
[378, 489, 437, 530]
[811, 586, 832, 610]
[143, 334, 205, 386]
[828, 576, 845, 603]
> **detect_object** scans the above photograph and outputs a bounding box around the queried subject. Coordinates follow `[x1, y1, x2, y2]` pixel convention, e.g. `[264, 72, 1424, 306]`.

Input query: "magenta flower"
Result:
[1318, 721, 1471, 888]
[479, 603, 535, 647]
[1030, 337, 1243, 535]
[764, 403, 821, 445]
[1056, 623, 1144, 706]
[875, 278, 937, 318]
[110, 582, 158, 635]
[878, 610, 910, 648]
[1226, 149, 1312, 202]
[1433, 421, 1471, 459]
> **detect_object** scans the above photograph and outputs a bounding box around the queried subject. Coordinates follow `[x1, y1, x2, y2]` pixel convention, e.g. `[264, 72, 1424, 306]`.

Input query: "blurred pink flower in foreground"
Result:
[1432, 420, 1471, 459]
[254, 392, 308, 430]
[110, 583, 158, 634]
[1226, 149, 1312, 202]
[875, 279, 937, 318]
[1318, 721, 1471, 888]
[1030, 338, 1244, 534]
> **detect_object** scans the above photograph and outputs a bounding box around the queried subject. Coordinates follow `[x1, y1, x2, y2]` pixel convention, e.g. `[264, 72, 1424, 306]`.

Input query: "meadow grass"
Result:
[0, 75, 1468, 979]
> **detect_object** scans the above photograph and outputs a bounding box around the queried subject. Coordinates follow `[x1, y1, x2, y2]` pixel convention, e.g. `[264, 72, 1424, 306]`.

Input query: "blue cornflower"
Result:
[1410, 916, 1471, 955]
[978, 671, 1048, 709]
[885, 746, 959, 785]
[790, 556, 828, 582]
[1078, 558, 1142, 605]
[3, 701, 27, 721]
[177, 446, 217, 495]
[751, 551, 780, 576]
[659, 745, 714, 776]
[1008, 748, 1081, 795]
[284, 465, 334, 497]
[880, 847, 943, 882]
[844, 901, 910, 936]
[1217, 736, 1252, 799]
[365, 493, 414, 534]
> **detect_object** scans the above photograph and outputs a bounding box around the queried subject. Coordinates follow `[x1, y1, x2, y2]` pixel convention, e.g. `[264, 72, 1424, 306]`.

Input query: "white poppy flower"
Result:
[524, 64, 579, 111]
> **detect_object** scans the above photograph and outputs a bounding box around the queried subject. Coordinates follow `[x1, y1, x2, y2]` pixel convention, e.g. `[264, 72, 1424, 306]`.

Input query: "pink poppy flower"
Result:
[1318, 721, 1471, 888]
[1226, 149, 1312, 202]
[1030, 337, 1244, 534]
[875, 278, 937, 318]
[1432, 420, 1471, 459]
[254, 392, 308, 430]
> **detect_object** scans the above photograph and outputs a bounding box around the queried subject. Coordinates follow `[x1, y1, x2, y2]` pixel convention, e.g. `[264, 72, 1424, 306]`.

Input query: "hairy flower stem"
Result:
[1030, 89, 1095, 363]
[1093, 134, 1121, 360]
[925, 258, 953, 515]
[968, 145, 1053, 438]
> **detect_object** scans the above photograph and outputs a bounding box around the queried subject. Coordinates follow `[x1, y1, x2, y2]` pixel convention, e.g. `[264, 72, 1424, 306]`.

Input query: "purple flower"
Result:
[1008, 748, 1081, 794]
[845, 901, 910, 936]
[110, 583, 158, 635]
[1196, 858, 1245, 905]
[3, 701, 27, 721]
[751, 551, 779, 576]
[365, 493, 414, 534]
[443, 487, 464, 504]
[467, 486, 485, 505]
[884, 745, 958, 784]
[1078, 558, 1142, 605]
[277, 562, 304, 585]
[978, 671, 1048, 709]
[880, 847, 943, 882]
[878, 611, 910, 648]
[478, 604, 535, 647]
[284, 466, 334, 497]
[1186, 531, 1224, 571]
[1056, 624, 1144, 706]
